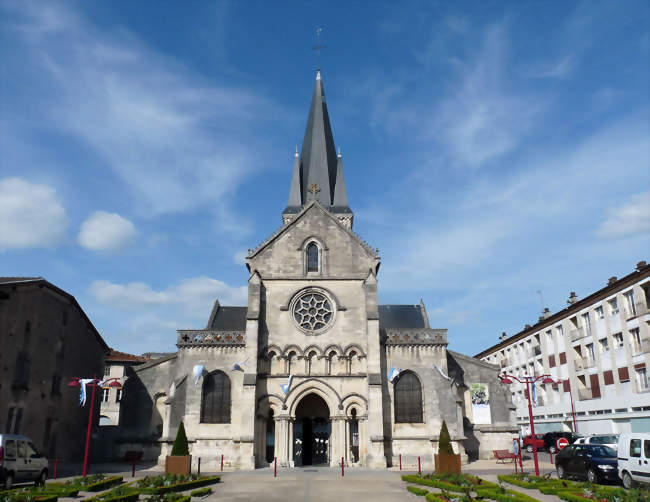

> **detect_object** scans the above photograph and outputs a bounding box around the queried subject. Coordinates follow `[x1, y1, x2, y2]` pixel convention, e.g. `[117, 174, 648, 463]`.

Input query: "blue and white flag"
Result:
[434, 364, 451, 381]
[232, 356, 249, 372]
[192, 365, 205, 386]
[531, 383, 538, 406]
[387, 366, 401, 383]
[281, 375, 294, 395]
[78, 378, 94, 406]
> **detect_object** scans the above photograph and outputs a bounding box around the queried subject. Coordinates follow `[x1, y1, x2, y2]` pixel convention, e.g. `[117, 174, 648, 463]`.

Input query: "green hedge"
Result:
[189, 487, 212, 498]
[407, 486, 428, 496]
[0, 493, 58, 502]
[144, 477, 220, 495]
[401, 475, 467, 493]
[146, 494, 191, 502]
[82, 485, 140, 502]
[475, 488, 542, 502]
[82, 476, 124, 492]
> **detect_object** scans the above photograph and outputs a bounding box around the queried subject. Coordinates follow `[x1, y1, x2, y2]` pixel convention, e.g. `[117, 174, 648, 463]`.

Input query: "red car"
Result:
[523, 434, 545, 453]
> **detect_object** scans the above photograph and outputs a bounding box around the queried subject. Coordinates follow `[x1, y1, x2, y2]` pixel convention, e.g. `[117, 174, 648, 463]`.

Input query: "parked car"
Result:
[617, 432, 650, 489]
[574, 434, 619, 451]
[0, 434, 49, 489]
[555, 443, 619, 483]
[544, 431, 581, 453]
[523, 434, 545, 453]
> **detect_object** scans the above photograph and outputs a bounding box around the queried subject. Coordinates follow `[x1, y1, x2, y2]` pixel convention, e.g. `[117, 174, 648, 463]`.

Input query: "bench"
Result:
[493, 449, 517, 463]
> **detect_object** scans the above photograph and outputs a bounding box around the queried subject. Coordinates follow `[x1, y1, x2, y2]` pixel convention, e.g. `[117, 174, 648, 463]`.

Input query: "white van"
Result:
[0, 434, 49, 489]
[617, 432, 650, 489]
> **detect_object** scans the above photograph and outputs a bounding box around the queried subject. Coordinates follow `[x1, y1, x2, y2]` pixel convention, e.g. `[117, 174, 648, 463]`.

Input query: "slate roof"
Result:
[378, 304, 428, 330]
[284, 71, 351, 215]
[0, 277, 43, 283]
[205, 300, 247, 330]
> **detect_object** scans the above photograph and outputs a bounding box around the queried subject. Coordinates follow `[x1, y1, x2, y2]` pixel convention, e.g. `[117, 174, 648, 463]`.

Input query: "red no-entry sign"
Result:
[557, 437, 569, 450]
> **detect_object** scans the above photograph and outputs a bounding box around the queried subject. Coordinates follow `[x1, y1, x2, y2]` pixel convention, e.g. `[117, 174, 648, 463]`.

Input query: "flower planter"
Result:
[434, 453, 461, 474]
[165, 455, 192, 475]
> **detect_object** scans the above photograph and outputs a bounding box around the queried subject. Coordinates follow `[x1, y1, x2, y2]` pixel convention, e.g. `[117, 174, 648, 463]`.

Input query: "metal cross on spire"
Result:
[312, 27, 326, 70]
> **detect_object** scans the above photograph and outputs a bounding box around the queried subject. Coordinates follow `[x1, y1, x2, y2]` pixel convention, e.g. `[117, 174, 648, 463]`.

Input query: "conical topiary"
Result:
[171, 421, 189, 456]
[438, 420, 455, 455]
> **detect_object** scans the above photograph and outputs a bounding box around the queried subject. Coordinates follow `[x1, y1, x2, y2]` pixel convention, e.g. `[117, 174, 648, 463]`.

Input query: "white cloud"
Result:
[598, 191, 650, 239]
[89, 276, 247, 313]
[78, 211, 136, 251]
[433, 25, 541, 168]
[4, 2, 281, 219]
[0, 177, 67, 250]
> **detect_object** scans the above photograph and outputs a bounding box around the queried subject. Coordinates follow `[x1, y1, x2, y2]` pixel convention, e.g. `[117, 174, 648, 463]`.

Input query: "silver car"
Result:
[573, 434, 619, 451]
[0, 434, 49, 489]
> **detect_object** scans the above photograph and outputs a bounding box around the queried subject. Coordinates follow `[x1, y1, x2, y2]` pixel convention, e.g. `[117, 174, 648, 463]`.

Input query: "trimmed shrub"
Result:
[171, 421, 189, 456]
[82, 484, 140, 502]
[438, 420, 454, 455]
[407, 486, 428, 496]
[136, 475, 220, 495]
[189, 487, 212, 497]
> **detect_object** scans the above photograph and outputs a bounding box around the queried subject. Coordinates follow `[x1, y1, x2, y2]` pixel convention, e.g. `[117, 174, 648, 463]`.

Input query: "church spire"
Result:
[283, 71, 353, 228]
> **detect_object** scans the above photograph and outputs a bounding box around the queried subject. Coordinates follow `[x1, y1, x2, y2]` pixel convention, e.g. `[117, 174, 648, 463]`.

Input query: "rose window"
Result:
[292, 291, 334, 333]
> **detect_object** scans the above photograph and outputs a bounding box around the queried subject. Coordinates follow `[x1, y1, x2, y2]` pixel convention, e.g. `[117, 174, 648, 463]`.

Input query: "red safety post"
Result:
[198, 457, 201, 477]
[549, 450, 553, 465]
[131, 457, 136, 478]
[517, 438, 524, 473]
[82, 375, 98, 477]
[53, 459, 58, 480]
[399, 454, 402, 471]
[418, 456, 421, 476]
[221, 454, 224, 472]
[341, 457, 344, 477]
[274, 457, 277, 477]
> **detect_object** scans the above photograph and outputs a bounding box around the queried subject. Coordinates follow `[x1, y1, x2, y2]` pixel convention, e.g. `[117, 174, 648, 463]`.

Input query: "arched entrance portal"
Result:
[293, 393, 331, 466]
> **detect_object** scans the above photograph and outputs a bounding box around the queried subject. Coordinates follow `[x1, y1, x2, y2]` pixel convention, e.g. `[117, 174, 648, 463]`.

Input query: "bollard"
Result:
[221, 454, 224, 472]
[341, 457, 344, 477]
[514, 457, 518, 474]
[54, 459, 59, 480]
[132, 457, 136, 478]
[418, 456, 421, 476]
[399, 454, 402, 471]
[198, 457, 201, 477]
[550, 450, 554, 465]
[274, 457, 277, 477]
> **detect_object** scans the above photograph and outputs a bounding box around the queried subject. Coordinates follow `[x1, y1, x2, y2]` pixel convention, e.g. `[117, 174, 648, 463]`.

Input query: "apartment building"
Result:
[99, 349, 149, 426]
[475, 261, 650, 436]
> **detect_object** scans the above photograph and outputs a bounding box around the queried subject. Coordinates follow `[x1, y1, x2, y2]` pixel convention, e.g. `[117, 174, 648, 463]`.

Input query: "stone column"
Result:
[359, 416, 368, 466]
[275, 416, 291, 467]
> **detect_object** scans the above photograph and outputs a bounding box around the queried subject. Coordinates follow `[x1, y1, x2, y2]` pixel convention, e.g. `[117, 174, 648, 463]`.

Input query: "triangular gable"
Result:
[247, 200, 379, 260]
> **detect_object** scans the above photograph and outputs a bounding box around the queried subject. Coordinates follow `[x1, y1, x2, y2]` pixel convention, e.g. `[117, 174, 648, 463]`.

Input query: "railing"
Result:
[533, 345, 542, 356]
[570, 327, 585, 342]
[574, 358, 584, 371]
[633, 338, 650, 355]
[574, 357, 596, 371]
[578, 388, 593, 400]
[636, 301, 649, 316]
[499, 357, 509, 368]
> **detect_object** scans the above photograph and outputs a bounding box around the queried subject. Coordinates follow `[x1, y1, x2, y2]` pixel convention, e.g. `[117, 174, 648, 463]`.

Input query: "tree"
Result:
[438, 420, 454, 455]
[171, 421, 189, 456]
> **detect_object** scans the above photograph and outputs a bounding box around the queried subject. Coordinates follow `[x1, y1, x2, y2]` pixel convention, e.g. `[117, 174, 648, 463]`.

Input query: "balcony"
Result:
[636, 302, 649, 316]
[499, 357, 510, 368]
[573, 357, 596, 371]
[632, 338, 650, 356]
[570, 327, 586, 342]
[578, 388, 593, 400]
[533, 345, 542, 356]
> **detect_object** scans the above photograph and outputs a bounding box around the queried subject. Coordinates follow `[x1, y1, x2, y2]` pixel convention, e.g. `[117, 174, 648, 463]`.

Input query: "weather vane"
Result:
[312, 27, 326, 70]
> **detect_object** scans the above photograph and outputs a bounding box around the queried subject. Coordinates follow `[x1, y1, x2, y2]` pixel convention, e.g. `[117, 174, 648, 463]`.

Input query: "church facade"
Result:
[116, 71, 517, 470]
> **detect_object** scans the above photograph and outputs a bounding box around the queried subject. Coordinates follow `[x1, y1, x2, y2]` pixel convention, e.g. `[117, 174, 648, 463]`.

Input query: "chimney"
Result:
[568, 292, 578, 305]
[608, 276, 617, 285]
[525, 324, 531, 330]
[500, 332, 507, 341]
[637, 261, 647, 271]
[544, 307, 551, 319]
[538, 316, 545, 322]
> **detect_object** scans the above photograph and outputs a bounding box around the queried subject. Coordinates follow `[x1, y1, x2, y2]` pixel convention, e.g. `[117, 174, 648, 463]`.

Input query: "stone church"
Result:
[116, 71, 516, 470]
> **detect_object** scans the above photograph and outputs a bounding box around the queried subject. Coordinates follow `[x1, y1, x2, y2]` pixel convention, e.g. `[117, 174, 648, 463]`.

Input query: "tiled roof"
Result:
[106, 349, 150, 363]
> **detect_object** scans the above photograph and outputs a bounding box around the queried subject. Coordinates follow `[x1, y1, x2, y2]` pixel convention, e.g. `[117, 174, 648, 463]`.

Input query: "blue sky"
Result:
[1, 0, 648, 356]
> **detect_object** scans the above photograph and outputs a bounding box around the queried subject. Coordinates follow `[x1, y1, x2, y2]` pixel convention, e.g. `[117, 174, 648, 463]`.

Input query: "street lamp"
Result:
[500, 373, 556, 476]
[68, 376, 123, 476]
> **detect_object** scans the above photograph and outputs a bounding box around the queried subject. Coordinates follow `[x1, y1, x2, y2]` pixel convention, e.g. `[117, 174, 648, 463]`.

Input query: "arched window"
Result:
[394, 371, 423, 423]
[201, 371, 231, 423]
[306, 243, 319, 272]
